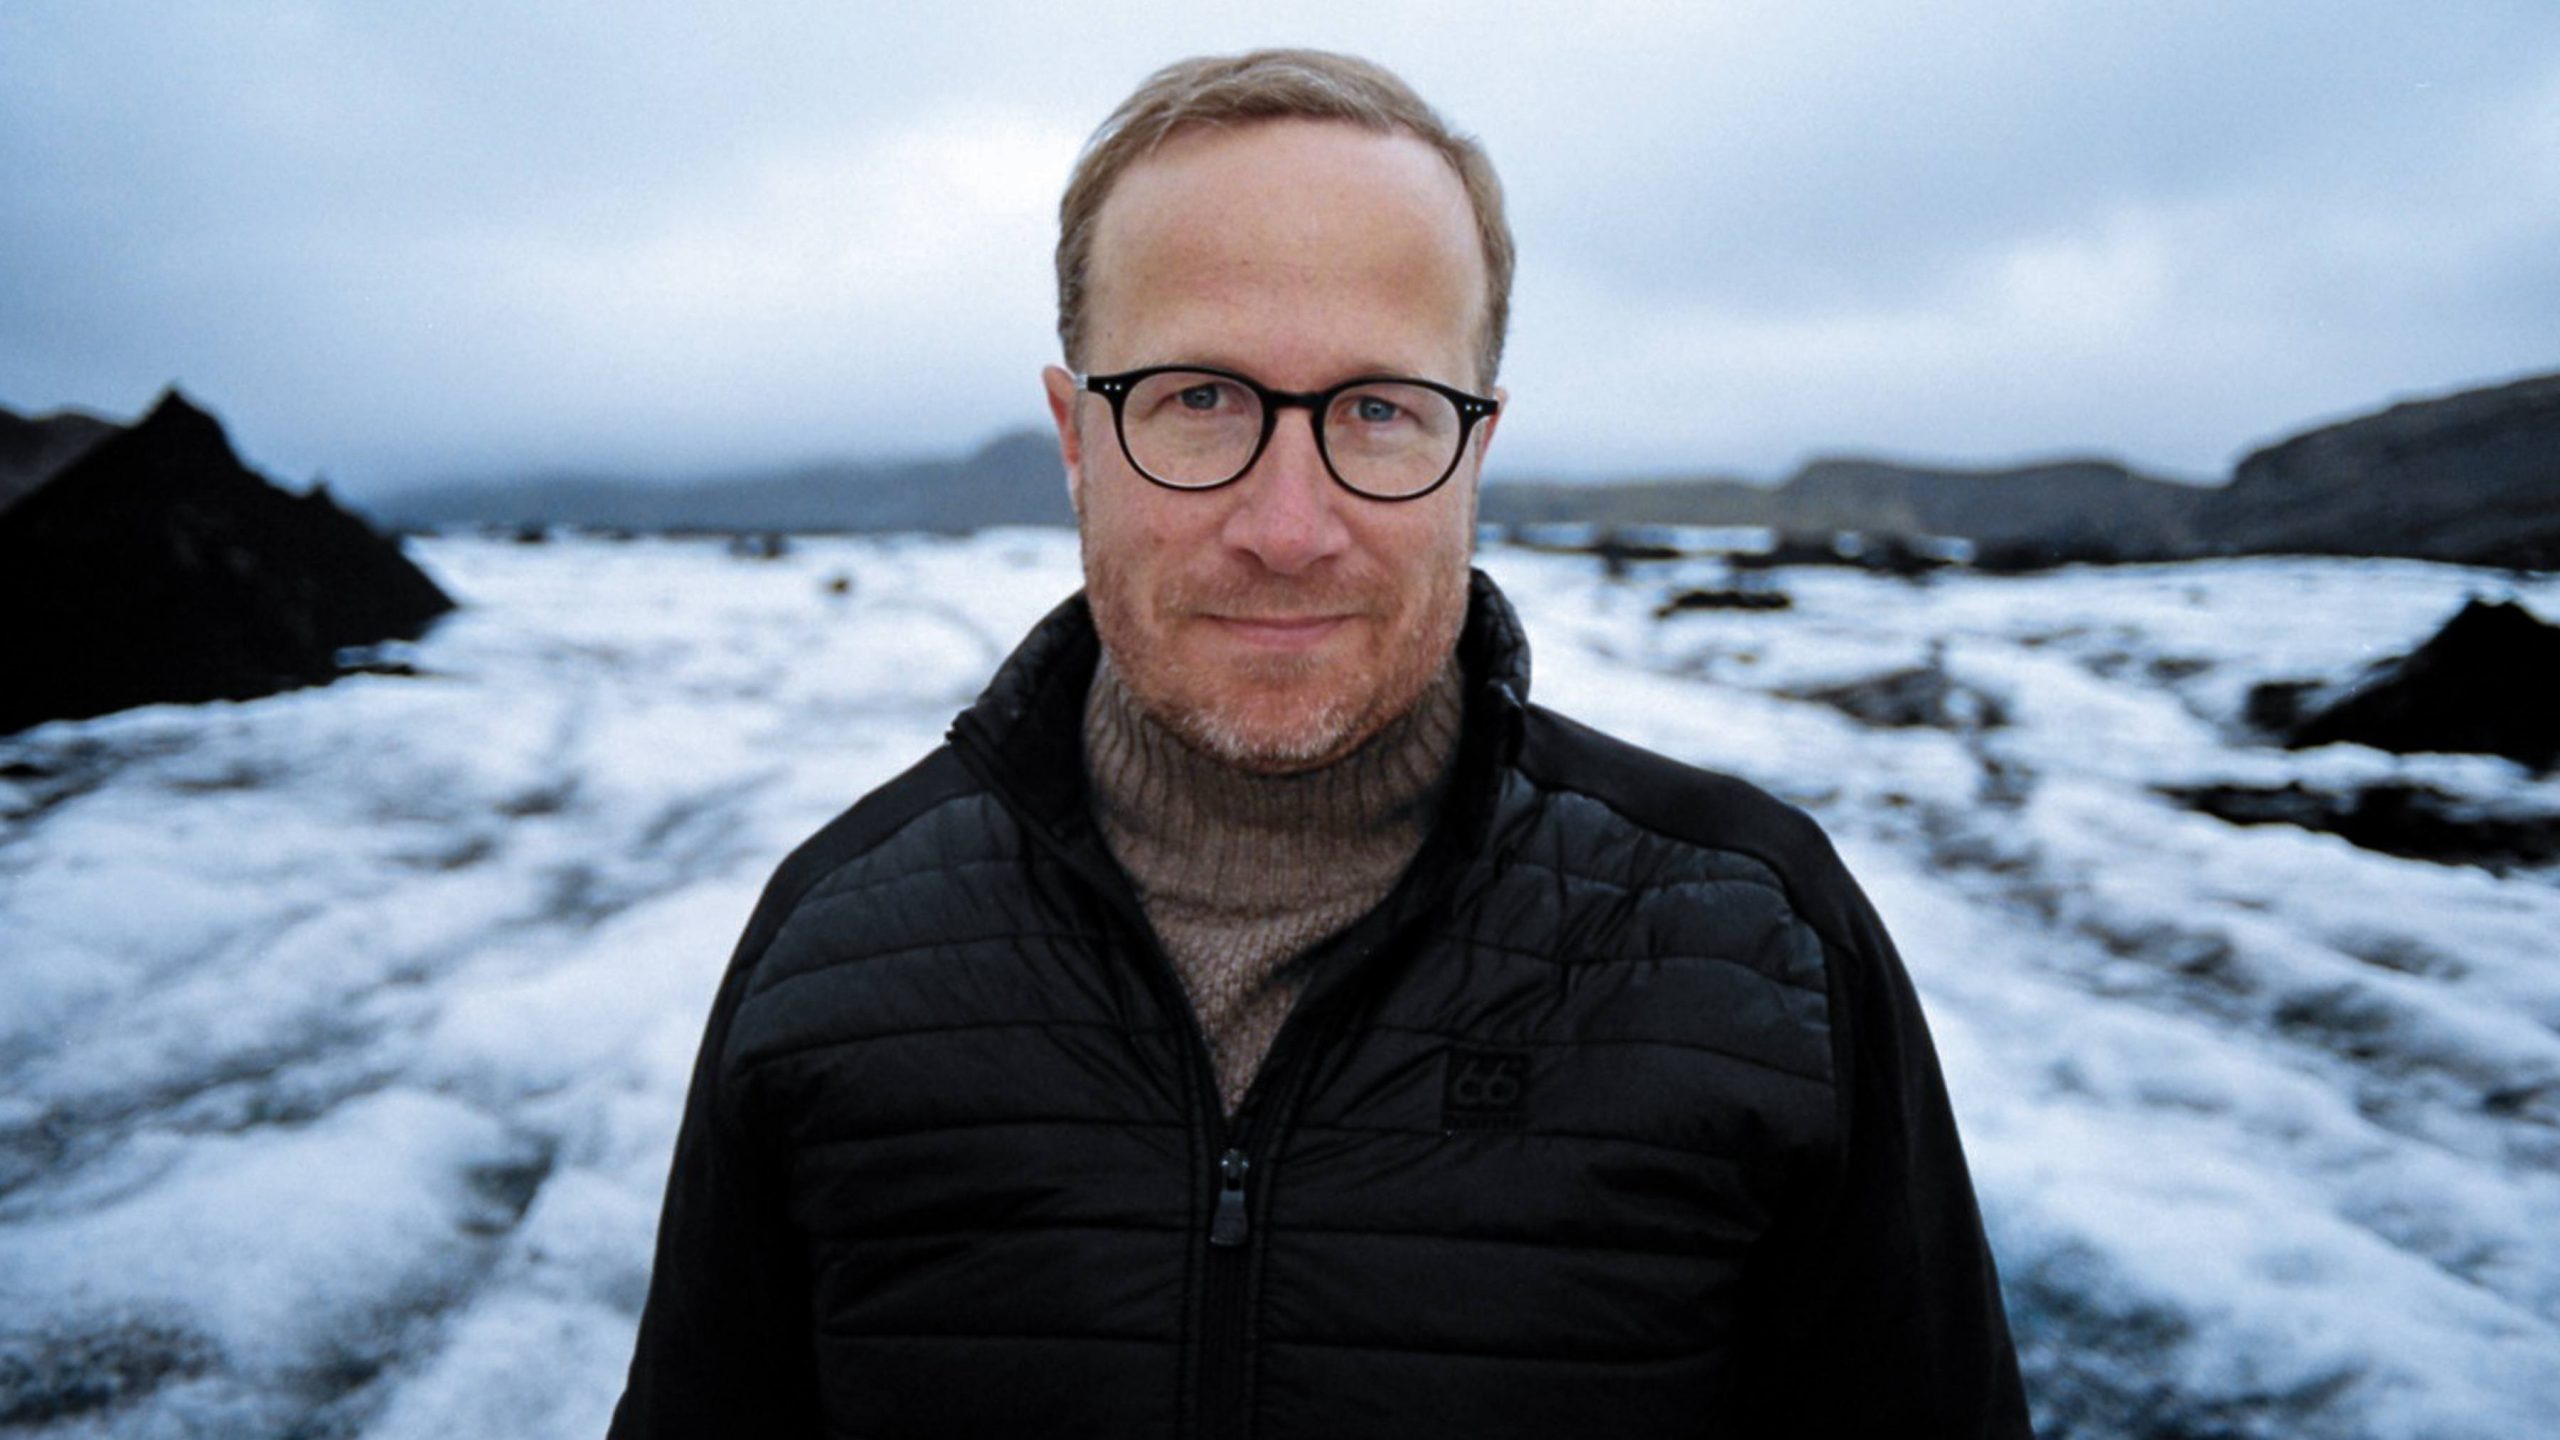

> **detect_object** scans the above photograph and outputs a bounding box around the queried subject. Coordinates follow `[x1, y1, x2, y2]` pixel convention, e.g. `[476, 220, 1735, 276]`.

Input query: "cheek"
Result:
[1374, 510, 1474, 594]
[1082, 480, 1201, 617]
[1111, 483, 1232, 575]
[1398, 512, 1478, 656]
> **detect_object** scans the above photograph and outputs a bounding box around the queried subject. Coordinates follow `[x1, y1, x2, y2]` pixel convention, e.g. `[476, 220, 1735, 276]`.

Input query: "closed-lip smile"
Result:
[1208, 613, 1352, 649]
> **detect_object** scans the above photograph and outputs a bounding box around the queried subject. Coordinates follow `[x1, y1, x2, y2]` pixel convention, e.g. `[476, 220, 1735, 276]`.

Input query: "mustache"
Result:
[1164, 567, 1385, 619]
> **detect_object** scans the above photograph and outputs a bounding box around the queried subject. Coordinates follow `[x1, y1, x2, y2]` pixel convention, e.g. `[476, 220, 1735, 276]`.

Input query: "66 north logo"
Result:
[1441, 1048, 1530, 1131]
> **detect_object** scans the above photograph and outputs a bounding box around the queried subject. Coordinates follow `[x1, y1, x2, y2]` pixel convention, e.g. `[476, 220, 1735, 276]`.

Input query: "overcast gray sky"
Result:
[5, 1, 2556, 495]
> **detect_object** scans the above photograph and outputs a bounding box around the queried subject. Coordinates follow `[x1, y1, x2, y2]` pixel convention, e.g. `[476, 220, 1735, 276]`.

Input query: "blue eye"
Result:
[1352, 395, 1405, 424]
[1177, 383, 1229, 411]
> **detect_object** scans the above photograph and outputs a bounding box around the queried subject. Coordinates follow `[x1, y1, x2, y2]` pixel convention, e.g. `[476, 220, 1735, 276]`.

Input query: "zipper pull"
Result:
[1209, 1148, 1250, 1248]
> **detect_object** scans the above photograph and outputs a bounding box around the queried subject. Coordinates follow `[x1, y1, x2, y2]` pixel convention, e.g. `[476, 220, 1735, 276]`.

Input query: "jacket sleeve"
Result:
[608, 940, 822, 1438]
[1733, 881, 2034, 1438]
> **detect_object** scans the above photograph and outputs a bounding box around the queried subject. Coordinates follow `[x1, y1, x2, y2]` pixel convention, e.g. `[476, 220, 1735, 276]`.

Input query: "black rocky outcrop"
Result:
[1656, 587, 1793, 616]
[0, 391, 456, 733]
[1786, 653, 2009, 732]
[1969, 534, 2138, 574]
[2159, 780, 2560, 872]
[1727, 530, 1956, 578]
[2276, 599, 2560, 770]
[0, 406, 115, 513]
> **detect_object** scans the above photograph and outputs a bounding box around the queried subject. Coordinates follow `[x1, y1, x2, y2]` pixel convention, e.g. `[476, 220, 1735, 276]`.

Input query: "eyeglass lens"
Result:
[1117, 370, 1464, 498]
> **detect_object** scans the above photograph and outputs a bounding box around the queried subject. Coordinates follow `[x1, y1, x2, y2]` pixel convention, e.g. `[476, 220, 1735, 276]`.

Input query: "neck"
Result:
[1084, 651, 1463, 1112]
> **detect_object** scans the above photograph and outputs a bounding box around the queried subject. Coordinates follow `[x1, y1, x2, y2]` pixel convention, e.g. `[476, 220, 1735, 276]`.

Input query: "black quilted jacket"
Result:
[611, 572, 2031, 1439]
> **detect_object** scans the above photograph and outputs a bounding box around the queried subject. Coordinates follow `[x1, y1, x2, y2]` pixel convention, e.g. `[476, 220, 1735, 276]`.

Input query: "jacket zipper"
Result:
[1199, 1143, 1254, 1440]
[966, 800, 1268, 1439]
[948, 709, 1476, 1440]
[1195, 985, 1292, 1440]
[1210, 1148, 1251, 1247]
[1192, 953, 1377, 1440]
[1067, 870, 1266, 1440]
[1106, 898, 1452, 1439]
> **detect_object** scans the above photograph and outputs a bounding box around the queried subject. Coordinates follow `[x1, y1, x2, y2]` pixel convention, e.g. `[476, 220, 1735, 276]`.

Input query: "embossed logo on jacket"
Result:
[1442, 1047, 1529, 1130]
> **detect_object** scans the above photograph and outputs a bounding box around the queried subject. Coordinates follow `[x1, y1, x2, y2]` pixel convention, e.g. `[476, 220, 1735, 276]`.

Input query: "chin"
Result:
[1177, 693, 1368, 773]
[1086, 553, 1471, 775]
[1153, 657, 1381, 774]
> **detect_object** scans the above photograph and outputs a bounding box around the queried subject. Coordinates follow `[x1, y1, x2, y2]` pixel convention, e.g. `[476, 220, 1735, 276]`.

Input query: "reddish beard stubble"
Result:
[1080, 510, 1474, 776]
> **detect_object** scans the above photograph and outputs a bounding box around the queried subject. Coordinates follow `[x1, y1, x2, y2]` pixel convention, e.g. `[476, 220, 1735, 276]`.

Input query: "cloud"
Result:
[3, 1, 2555, 489]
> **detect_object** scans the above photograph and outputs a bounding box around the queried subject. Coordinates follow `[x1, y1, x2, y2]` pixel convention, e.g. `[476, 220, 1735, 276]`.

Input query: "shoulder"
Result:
[724, 744, 995, 981]
[1508, 702, 1884, 968]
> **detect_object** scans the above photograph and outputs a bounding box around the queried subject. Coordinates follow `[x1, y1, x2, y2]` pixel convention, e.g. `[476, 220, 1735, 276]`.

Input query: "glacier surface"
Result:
[3, 532, 2556, 1438]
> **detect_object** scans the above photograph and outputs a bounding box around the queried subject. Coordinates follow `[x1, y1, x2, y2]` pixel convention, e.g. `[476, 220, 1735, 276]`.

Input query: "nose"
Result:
[1218, 407, 1351, 576]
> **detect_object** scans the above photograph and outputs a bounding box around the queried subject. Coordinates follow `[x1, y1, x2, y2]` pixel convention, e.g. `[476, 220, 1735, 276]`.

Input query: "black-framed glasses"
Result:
[1075, 364, 1499, 502]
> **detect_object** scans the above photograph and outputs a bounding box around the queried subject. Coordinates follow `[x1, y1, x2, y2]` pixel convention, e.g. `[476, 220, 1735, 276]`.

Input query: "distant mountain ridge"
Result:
[1483, 455, 2211, 554]
[1483, 368, 2557, 569]
[370, 430, 1071, 533]
[17, 366, 2553, 567]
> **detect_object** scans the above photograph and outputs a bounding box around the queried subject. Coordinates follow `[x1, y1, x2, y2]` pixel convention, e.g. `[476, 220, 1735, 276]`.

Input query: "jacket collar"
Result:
[948, 568, 1532, 859]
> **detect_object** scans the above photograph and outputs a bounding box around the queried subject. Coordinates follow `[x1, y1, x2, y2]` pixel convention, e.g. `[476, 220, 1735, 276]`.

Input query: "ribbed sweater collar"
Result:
[1082, 651, 1465, 923]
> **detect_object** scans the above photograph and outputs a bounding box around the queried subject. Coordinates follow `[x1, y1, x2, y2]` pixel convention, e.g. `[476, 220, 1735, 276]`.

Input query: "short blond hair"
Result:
[1056, 49, 1513, 389]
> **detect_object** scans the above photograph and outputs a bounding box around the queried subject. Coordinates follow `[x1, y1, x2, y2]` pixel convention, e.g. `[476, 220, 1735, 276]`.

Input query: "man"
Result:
[612, 49, 2030, 1438]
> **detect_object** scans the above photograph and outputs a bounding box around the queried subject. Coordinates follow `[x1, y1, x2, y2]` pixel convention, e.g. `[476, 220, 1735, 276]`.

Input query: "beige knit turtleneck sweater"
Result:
[1083, 653, 1464, 1115]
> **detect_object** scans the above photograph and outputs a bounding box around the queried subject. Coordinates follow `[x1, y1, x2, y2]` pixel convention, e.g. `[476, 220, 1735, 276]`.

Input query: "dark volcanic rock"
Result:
[0, 391, 456, 733]
[725, 531, 789, 560]
[1787, 656, 2008, 731]
[1724, 531, 1853, 570]
[2242, 679, 2324, 735]
[2283, 599, 2560, 770]
[2160, 781, 2560, 871]
[1726, 530, 1954, 578]
[1970, 534, 2137, 574]
[0, 405, 116, 514]
[1656, 587, 1793, 616]
[2201, 371, 2560, 568]
[1576, 528, 1685, 578]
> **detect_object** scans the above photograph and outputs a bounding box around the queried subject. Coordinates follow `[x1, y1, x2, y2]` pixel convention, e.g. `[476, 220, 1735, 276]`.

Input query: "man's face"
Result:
[1043, 119, 1500, 774]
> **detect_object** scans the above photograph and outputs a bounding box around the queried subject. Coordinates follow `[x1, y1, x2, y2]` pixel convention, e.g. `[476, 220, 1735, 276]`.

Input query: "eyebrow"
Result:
[1148, 355, 1452, 387]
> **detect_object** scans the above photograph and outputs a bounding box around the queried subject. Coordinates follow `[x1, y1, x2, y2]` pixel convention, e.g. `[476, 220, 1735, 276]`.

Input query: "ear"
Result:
[1042, 365, 1085, 514]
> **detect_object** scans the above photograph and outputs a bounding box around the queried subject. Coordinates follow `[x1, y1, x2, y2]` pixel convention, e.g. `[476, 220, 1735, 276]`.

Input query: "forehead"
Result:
[1084, 118, 1486, 381]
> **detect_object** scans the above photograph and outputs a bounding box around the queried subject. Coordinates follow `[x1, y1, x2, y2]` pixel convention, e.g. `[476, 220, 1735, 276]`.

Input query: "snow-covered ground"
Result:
[3, 531, 2556, 1439]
